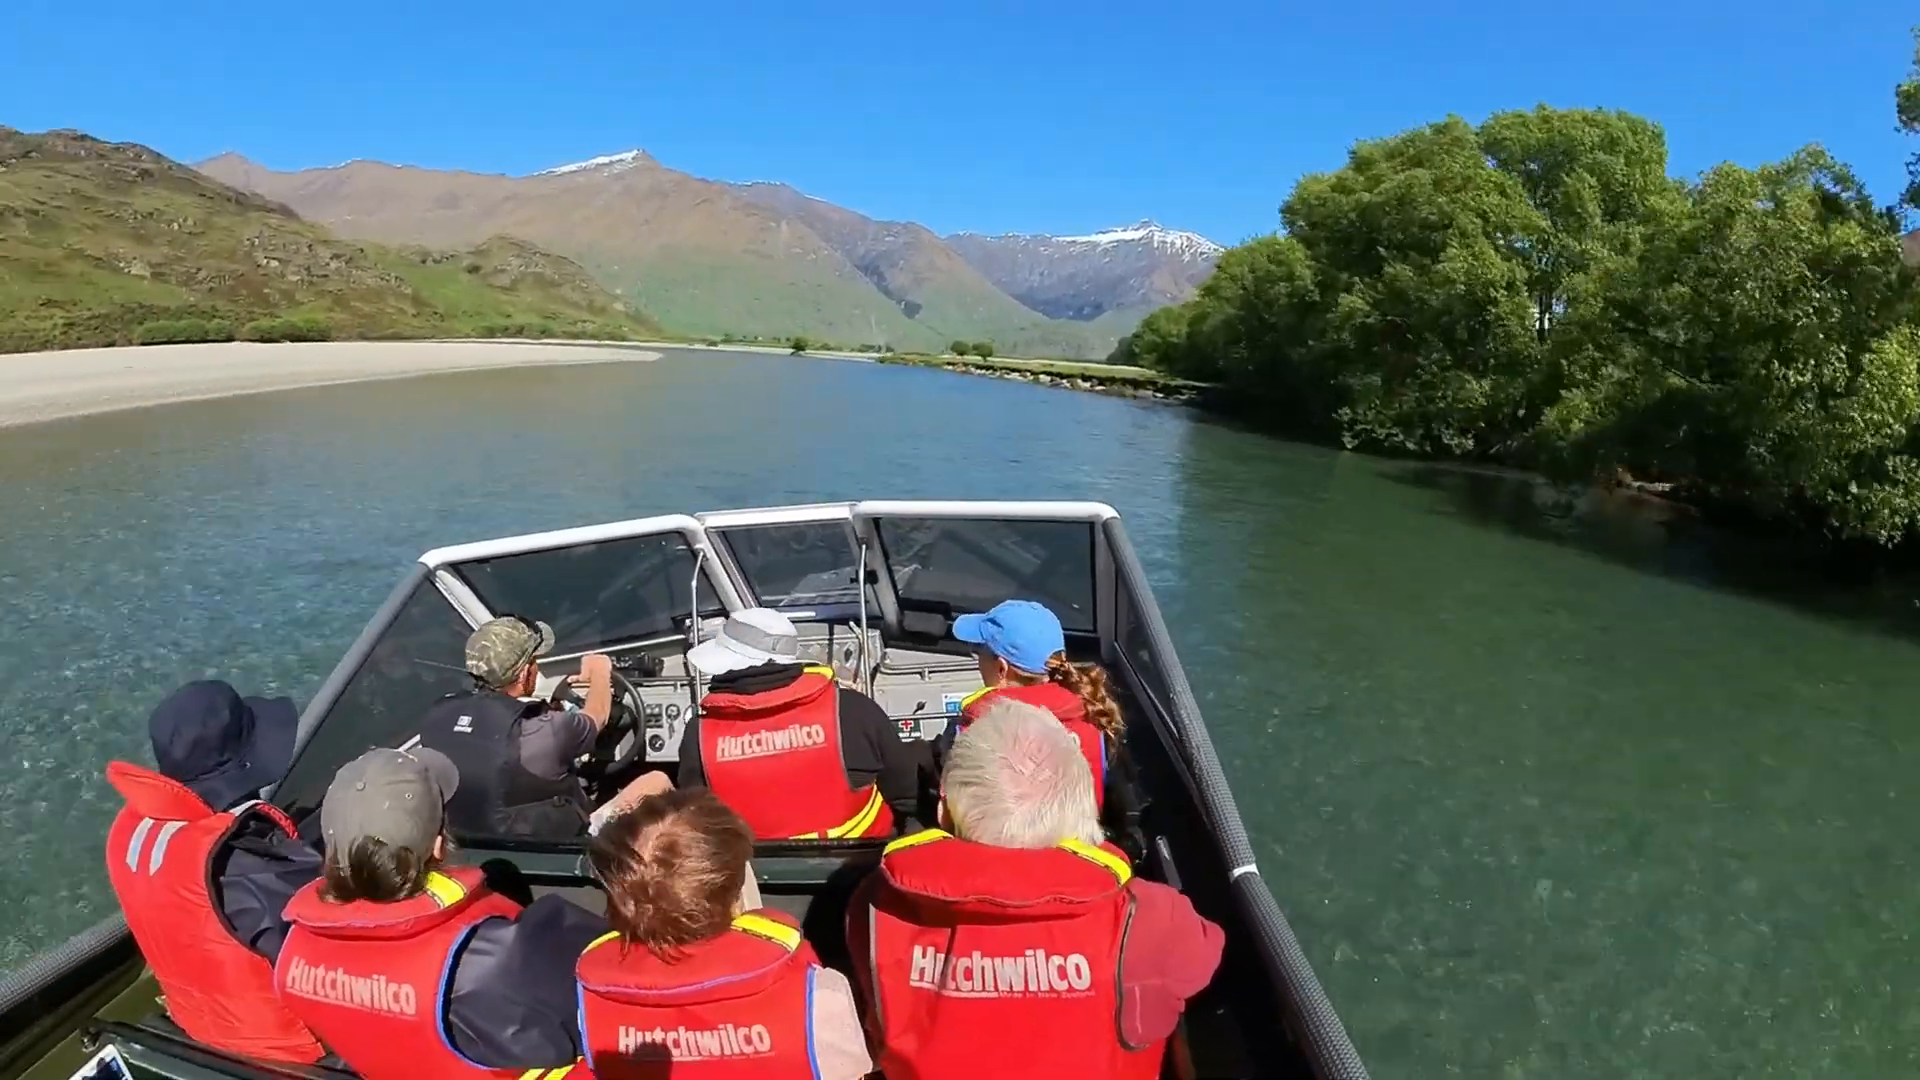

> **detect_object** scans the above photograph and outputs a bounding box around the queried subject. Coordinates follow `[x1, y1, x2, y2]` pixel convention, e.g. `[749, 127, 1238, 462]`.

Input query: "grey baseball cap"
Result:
[466, 616, 556, 687]
[320, 747, 459, 856]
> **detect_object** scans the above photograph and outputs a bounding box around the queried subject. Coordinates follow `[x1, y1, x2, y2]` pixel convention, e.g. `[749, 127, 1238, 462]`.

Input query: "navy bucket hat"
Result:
[148, 680, 300, 811]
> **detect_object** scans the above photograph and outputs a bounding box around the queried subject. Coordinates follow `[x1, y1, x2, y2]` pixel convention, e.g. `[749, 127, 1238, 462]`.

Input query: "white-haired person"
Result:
[846, 700, 1223, 1080]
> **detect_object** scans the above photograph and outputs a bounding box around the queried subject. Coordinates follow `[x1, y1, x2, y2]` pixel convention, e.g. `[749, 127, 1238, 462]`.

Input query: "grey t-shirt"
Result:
[513, 700, 598, 781]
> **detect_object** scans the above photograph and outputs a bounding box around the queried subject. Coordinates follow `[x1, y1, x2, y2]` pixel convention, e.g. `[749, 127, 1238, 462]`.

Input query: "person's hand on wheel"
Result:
[570, 653, 613, 692]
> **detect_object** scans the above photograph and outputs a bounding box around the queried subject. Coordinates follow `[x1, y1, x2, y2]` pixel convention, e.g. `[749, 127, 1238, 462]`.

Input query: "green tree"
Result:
[1278, 115, 1546, 455]
[789, 335, 812, 354]
[973, 340, 995, 360]
[949, 339, 970, 357]
[1541, 149, 1920, 540]
[1106, 95, 1920, 543]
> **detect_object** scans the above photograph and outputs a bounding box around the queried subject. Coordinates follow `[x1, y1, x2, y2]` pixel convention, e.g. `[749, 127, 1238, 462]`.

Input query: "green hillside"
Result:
[0, 128, 659, 353]
[598, 250, 945, 351]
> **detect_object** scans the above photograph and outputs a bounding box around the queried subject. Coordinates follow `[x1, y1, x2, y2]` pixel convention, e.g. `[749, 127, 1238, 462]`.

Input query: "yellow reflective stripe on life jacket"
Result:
[731, 912, 803, 951]
[802, 665, 836, 680]
[420, 870, 469, 909]
[581, 930, 622, 955]
[959, 685, 995, 709]
[883, 827, 952, 855]
[791, 784, 888, 840]
[1058, 838, 1132, 885]
[519, 1066, 578, 1080]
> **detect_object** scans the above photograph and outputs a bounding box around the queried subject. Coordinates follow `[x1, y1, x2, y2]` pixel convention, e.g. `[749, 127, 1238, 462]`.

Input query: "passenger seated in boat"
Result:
[950, 599, 1133, 815]
[103, 680, 326, 1064]
[275, 747, 608, 1079]
[848, 700, 1224, 1080]
[413, 614, 614, 838]
[578, 787, 871, 1080]
[676, 608, 924, 839]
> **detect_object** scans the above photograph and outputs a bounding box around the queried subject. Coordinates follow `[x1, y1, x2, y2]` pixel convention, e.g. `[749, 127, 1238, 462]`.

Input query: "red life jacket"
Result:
[859, 829, 1162, 1080]
[103, 761, 325, 1064]
[959, 682, 1108, 810]
[576, 910, 821, 1079]
[275, 865, 524, 1080]
[699, 666, 892, 839]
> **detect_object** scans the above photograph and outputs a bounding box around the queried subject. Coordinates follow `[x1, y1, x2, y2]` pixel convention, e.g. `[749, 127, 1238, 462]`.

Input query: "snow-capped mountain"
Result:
[532, 149, 653, 177]
[946, 220, 1224, 323]
[1052, 221, 1225, 261]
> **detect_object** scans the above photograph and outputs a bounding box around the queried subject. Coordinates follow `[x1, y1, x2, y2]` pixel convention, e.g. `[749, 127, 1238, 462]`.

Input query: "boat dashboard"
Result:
[530, 613, 1019, 768]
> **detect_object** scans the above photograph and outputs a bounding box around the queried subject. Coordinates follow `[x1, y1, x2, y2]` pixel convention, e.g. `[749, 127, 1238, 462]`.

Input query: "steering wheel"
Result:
[558, 669, 646, 775]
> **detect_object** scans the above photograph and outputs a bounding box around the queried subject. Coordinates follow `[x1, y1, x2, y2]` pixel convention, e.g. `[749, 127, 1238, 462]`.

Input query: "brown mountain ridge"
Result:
[195, 151, 1200, 357]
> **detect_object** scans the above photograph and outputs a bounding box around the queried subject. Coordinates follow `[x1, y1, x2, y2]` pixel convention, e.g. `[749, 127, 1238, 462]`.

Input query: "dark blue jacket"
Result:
[208, 817, 323, 963]
[445, 895, 610, 1067]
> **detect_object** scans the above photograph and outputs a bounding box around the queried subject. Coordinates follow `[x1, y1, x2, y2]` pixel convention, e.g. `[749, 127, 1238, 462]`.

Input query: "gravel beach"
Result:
[0, 340, 664, 428]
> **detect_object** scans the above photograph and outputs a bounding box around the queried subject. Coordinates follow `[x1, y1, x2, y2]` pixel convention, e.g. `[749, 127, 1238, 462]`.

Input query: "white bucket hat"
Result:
[686, 607, 801, 676]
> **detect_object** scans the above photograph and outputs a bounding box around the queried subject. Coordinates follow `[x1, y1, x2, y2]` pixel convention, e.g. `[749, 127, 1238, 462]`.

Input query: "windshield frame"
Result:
[423, 513, 746, 657]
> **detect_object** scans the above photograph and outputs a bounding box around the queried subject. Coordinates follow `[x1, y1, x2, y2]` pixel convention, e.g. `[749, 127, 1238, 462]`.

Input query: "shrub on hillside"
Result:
[133, 318, 235, 345]
[473, 320, 563, 339]
[242, 316, 334, 343]
[790, 335, 812, 354]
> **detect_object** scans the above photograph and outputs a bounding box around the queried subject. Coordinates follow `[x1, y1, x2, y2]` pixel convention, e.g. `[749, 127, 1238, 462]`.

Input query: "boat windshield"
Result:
[713, 522, 872, 608]
[278, 574, 476, 812]
[455, 532, 727, 653]
[871, 516, 1096, 631]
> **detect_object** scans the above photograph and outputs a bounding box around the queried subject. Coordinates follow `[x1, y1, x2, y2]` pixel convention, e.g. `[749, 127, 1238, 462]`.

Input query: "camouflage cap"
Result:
[465, 616, 556, 687]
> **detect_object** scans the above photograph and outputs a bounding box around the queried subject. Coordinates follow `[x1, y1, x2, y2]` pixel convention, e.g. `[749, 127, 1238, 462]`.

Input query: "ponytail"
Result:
[1043, 654, 1124, 738]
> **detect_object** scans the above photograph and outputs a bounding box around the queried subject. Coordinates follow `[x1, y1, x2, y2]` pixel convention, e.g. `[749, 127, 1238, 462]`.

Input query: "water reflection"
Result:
[1168, 434, 1920, 1076]
[1384, 461, 1920, 645]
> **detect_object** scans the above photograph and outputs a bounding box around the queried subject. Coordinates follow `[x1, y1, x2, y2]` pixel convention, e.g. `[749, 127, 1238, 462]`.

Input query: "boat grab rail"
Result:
[1101, 519, 1370, 1080]
[0, 914, 129, 1020]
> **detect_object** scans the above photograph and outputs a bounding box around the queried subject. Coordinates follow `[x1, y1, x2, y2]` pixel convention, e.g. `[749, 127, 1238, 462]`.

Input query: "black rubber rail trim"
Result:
[1103, 519, 1369, 1080]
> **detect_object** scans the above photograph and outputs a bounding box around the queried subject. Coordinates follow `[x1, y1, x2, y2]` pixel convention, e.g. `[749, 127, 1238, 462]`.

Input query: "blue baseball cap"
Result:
[149, 680, 299, 811]
[952, 600, 1065, 676]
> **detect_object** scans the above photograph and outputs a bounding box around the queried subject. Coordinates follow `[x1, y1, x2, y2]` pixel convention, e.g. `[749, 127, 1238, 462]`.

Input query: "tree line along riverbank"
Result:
[1112, 30, 1920, 549]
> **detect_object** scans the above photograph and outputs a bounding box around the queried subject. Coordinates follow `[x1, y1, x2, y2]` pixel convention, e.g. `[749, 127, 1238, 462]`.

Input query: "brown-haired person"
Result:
[951, 600, 1128, 813]
[275, 748, 607, 1080]
[578, 789, 871, 1080]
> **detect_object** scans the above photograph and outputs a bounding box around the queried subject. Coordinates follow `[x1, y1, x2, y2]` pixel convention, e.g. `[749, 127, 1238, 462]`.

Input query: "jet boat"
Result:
[0, 500, 1368, 1080]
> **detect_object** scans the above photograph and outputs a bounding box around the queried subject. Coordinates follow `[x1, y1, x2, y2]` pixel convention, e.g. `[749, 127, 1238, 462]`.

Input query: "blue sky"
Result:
[4, 0, 1915, 244]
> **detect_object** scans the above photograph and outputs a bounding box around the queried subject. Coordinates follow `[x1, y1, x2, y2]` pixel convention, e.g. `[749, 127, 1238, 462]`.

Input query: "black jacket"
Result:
[444, 893, 610, 1067]
[678, 662, 929, 827]
[416, 688, 592, 838]
[210, 818, 324, 963]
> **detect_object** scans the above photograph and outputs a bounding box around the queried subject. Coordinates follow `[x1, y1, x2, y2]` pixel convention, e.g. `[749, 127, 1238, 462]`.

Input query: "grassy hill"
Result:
[0, 129, 660, 353]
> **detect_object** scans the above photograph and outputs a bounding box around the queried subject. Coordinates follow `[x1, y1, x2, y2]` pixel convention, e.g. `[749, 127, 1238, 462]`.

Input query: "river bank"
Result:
[0, 340, 663, 429]
[874, 352, 1202, 401]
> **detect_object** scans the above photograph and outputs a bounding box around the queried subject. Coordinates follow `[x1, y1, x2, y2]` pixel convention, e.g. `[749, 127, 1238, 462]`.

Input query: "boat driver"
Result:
[411, 615, 614, 837]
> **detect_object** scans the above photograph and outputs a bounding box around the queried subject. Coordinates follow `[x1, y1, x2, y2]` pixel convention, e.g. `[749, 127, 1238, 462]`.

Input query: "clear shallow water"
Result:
[0, 348, 1914, 1077]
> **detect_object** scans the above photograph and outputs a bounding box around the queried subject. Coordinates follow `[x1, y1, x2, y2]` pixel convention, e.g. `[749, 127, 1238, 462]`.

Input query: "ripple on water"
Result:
[2, 350, 1918, 1078]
